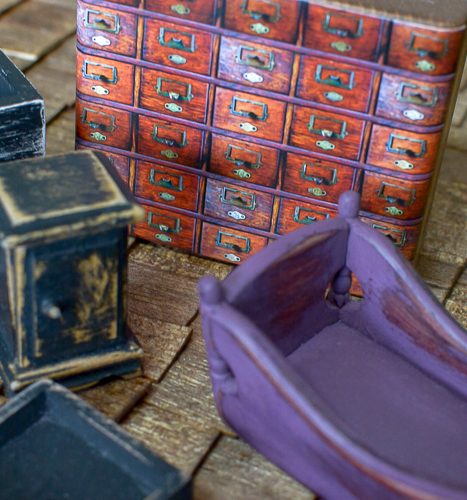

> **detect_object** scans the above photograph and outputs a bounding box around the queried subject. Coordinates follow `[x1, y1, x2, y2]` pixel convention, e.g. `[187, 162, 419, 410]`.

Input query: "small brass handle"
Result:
[41, 300, 62, 320]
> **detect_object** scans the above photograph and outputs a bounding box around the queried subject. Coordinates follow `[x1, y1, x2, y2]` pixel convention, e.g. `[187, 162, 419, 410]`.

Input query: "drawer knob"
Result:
[403, 109, 425, 121]
[171, 4, 191, 15]
[243, 72, 264, 84]
[416, 60, 435, 72]
[91, 85, 109, 96]
[331, 41, 351, 53]
[224, 253, 241, 263]
[250, 22, 270, 35]
[385, 206, 404, 216]
[92, 35, 111, 47]
[239, 122, 258, 133]
[394, 160, 414, 170]
[41, 301, 62, 320]
[233, 169, 251, 179]
[227, 210, 246, 221]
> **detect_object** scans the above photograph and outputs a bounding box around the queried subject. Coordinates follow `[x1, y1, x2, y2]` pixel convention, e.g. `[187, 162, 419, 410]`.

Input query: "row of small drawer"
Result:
[78, 49, 452, 126]
[132, 204, 421, 263]
[96, 150, 431, 221]
[78, 0, 465, 75]
[76, 97, 442, 176]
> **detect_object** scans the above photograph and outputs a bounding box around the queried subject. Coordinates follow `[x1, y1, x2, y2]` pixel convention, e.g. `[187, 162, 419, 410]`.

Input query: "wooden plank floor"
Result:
[0, 2, 466, 497]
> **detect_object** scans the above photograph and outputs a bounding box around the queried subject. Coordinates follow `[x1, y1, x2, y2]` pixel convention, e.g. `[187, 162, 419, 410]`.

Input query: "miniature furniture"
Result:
[0, 380, 191, 499]
[76, 0, 467, 266]
[0, 151, 144, 395]
[0, 50, 45, 162]
[199, 191, 467, 499]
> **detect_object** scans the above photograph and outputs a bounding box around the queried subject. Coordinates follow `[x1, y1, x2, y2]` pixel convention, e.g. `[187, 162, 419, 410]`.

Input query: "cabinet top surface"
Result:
[0, 151, 140, 238]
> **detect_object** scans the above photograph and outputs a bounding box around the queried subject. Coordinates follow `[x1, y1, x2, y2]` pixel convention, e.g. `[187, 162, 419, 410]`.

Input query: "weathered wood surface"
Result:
[0, 1, 465, 496]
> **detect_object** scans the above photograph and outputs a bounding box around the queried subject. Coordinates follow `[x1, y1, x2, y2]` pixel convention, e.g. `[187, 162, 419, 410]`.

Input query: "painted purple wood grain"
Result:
[199, 191, 467, 499]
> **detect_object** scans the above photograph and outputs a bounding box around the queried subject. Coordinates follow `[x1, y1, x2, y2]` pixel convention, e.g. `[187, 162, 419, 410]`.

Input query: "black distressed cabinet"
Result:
[0, 50, 45, 162]
[0, 151, 144, 395]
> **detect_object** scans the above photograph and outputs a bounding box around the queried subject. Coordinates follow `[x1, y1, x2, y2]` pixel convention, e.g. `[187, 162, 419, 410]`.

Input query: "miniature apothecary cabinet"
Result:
[0, 50, 45, 162]
[0, 151, 144, 395]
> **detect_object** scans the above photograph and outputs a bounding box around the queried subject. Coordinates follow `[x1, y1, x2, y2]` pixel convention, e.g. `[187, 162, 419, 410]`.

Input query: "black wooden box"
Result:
[0, 380, 191, 499]
[0, 50, 45, 162]
[0, 151, 144, 395]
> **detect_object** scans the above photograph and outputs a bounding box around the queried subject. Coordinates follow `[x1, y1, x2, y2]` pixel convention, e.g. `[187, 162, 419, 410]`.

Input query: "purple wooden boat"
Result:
[198, 191, 467, 499]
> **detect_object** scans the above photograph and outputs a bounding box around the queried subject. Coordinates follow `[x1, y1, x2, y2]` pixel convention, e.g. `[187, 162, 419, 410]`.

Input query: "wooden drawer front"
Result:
[367, 125, 441, 175]
[361, 217, 420, 259]
[223, 0, 300, 43]
[209, 134, 280, 187]
[136, 115, 204, 168]
[77, 52, 134, 105]
[200, 222, 268, 264]
[283, 153, 354, 203]
[304, 5, 384, 61]
[134, 161, 199, 211]
[388, 22, 464, 75]
[76, 100, 132, 149]
[213, 88, 287, 142]
[133, 206, 195, 251]
[218, 36, 294, 94]
[139, 68, 209, 123]
[376, 74, 451, 127]
[297, 56, 374, 112]
[276, 198, 337, 235]
[290, 106, 365, 160]
[361, 172, 430, 220]
[77, 2, 137, 57]
[204, 179, 274, 230]
[145, 0, 217, 24]
[142, 18, 213, 75]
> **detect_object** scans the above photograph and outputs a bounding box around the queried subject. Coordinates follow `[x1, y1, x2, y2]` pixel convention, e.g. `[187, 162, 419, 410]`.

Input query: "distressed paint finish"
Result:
[0, 380, 191, 499]
[0, 151, 144, 396]
[0, 50, 45, 162]
[199, 191, 467, 499]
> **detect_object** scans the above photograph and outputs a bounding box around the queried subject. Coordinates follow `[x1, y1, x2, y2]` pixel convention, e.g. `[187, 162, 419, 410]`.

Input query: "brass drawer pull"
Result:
[81, 108, 116, 133]
[236, 46, 275, 71]
[82, 61, 118, 84]
[84, 9, 121, 34]
[225, 145, 262, 169]
[152, 126, 187, 148]
[396, 82, 438, 108]
[241, 0, 281, 23]
[221, 187, 256, 210]
[387, 134, 427, 158]
[149, 169, 183, 191]
[230, 97, 268, 121]
[377, 182, 416, 208]
[300, 163, 338, 186]
[323, 12, 363, 39]
[293, 206, 329, 225]
[308, 115, 348, 140]
[372, 224, 407, 248]
[156, 77, 193, 102]
[159, 28, 196, 53]
[315, 65, 355, 90]
[147, 212, 181, 234]
[408, 32, 448, 60]
[216, 230, 251, 253]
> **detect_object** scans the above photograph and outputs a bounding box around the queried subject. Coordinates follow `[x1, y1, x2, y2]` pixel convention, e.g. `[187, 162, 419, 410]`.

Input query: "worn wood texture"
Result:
[0, 2, 465, 497]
